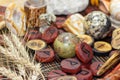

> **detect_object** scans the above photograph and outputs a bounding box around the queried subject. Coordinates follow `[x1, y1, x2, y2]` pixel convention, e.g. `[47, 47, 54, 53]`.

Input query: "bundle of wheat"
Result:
[0, 32, 45, 80]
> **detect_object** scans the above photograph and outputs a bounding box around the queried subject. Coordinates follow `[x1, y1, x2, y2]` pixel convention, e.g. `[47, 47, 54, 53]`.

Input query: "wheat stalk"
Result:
[0, 46, 45, 80]
[16, 64, 26, 79]
[0, 46, 32, 69]
[10, 33, 45, 80]
[10, 33, 30, 61]
[0, 33, 45, 80]
[0, 67, 23, 80]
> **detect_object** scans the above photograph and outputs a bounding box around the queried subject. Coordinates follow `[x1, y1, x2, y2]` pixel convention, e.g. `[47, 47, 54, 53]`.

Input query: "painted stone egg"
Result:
[53, 32, 79, 58]
[85, 11, 111, 39]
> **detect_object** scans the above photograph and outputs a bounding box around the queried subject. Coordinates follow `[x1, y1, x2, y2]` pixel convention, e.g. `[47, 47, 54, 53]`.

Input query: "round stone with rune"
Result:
[24, 0, 46, 28]
[60, 58, 81, 74]
[76, 68, 93, 80]
[35, 47, 55, 63]
[47, 70, 67, 80]
[90, 61, 103, 76]
[75, 42, 93, 63]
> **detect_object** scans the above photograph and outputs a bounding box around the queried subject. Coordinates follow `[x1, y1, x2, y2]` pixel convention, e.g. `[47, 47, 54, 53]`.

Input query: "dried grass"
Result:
[0, 67, 23, 80]
[0, 33, 45, 80]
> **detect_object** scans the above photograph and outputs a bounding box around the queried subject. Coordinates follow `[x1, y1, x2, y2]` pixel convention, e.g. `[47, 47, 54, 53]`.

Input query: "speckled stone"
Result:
[85, 11, 111, 39]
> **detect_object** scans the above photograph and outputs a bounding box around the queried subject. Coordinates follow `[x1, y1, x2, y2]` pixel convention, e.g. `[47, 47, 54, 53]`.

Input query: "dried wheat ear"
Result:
[0, 33, 45, 80]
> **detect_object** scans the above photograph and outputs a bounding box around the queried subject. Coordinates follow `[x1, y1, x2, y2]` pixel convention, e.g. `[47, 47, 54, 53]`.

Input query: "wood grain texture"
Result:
[24, 1, 46, 28]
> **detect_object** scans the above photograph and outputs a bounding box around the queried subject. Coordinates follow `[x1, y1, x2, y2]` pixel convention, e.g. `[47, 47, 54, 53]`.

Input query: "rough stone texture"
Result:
[46, 0, 89, 15]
